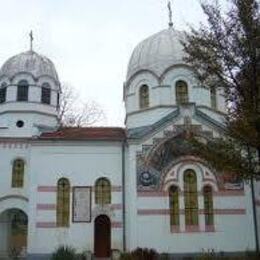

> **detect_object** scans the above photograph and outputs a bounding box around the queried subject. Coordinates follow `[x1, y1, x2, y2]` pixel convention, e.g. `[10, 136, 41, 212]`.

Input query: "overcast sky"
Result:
[0, 0, 226, 126]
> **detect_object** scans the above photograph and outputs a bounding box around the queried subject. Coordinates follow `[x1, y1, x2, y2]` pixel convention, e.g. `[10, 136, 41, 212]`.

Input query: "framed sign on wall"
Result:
[72, 186, 92, 223]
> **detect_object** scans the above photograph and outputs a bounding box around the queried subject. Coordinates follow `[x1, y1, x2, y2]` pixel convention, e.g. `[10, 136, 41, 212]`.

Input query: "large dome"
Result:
[0, 50, 59, 82]
[127, 28, 186, 80]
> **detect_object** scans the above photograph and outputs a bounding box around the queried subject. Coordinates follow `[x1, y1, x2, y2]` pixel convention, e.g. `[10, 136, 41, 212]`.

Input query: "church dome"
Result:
[127, 28, 186, 80]
[0, 50, 59, 82]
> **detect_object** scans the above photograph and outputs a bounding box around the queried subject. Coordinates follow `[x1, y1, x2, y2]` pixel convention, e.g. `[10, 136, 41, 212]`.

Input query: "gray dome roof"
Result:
[0, 50, 59, 82]
[127, 28, 186, 80]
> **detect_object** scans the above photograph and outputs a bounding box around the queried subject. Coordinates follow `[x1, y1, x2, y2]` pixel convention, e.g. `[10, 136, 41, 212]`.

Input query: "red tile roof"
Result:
[39, 127, 126, 141]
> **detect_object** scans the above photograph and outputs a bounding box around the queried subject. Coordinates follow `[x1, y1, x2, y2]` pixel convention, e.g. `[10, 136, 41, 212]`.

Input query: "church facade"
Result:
[0, 25, 259, 259]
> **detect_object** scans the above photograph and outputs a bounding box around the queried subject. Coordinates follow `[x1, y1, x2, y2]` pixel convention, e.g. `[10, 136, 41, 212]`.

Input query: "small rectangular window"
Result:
[17, 85, 29, 101]
[0, 87, 6, 103]
[41, 87, 51, 104]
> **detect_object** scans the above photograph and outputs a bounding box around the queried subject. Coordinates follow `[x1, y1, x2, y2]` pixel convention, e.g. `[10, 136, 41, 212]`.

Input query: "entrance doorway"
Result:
[0, 209, 28, 258]
[94, 215, 111, 257]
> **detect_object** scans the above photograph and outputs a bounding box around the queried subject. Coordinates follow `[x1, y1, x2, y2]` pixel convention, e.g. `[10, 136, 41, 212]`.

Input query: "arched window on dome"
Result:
[210, 87, 217, 109]
[203, 186, 214, 226]
[184, 169, 198, 226]
[57, 178, 70, 227]
[41, 83, 51, 104]
[169, 185, 179, 227]
[17, 80, 29, 102]
[139, 85, 149, 109]
[176, 80, 188, 105]
[12, 159, 25, 188]
[0, 82, 7, 103]
[95, 178, 111, 205]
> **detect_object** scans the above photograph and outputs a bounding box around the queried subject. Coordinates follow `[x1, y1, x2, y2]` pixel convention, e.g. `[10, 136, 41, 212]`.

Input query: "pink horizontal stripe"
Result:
[205, 225, 215, 232]
[38, 185, 122, 192]
[137, 209, 170, 215]
[171, 225, 180, 233]
[111, 204, 122, 210]
[137, 191, 168, 197]
[213, 209, 246, 215]
[185, 225, 200, 232]
[137, 190, 245, 197]
[36, 222, 56, 228]
[37, 186, 57, 192]
[214, 190, 245, 196]
[37, 204, 56, 210]
[138, 209, 246, 215]
[111, 222, 123, 228]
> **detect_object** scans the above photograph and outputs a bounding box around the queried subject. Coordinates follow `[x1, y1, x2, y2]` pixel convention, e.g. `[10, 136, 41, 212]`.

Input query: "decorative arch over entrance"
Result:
[0, 208, 28, 258]
[94, 215, 111, 257]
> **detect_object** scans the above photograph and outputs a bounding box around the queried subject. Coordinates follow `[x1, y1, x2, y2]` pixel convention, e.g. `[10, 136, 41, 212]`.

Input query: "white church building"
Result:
[0, 19, 260, 259]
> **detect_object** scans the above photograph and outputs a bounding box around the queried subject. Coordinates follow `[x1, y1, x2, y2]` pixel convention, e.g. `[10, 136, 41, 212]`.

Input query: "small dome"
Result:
[127, 28, 186, 81]
[0, 50, 59, 82]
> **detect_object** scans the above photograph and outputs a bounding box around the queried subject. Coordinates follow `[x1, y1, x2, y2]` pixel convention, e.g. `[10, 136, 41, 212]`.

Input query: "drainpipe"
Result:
[122, 140, 126, 251]
[250, 176, 259, 253]
[247, 145, 259, 252]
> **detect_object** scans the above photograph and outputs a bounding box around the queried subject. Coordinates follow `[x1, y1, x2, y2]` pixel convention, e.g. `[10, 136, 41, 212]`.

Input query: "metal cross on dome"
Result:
[29, 30, 34, 51]
[168, 1, 173, 28]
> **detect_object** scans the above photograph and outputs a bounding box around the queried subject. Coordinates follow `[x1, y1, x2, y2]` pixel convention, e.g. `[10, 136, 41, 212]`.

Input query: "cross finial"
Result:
[167, 1, 173, 28]
[29, 30, 34, 51]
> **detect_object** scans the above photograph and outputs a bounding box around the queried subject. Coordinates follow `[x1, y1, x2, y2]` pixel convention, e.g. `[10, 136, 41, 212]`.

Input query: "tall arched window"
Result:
[12, 159, 24, 188]
[169, 186, 179, 227]
[210, 87, 217, 109]
[57, 178, 70, 227]
[0, 82, 7, 103]
[139, 85, 149, 109]
[41, 83, 51, 104]
[17, 80, 29, 101]
[95, 178, 111, 205]
[12, 159, 25, 188]
[176, 80, 188, 105]
[184, 170, 198, 226]
[203, 186, 214, 226]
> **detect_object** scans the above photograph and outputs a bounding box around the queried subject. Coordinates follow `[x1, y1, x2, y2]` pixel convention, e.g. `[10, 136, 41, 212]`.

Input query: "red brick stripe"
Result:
[111, 204, 122, 210]
[111, 222, 123, 228]
[138, 208, 246, 215]
[37, 204, 56, 210]
[36, 222, 56, 228]
[37, 186, 56, 192]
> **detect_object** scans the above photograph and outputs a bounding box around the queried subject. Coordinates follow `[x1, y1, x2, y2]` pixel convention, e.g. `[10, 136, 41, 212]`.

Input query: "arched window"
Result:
[12, 159, 25, 188]
[57, 178, 70, 227]
[41, 83, 51, 104]
[139, 85, 149, 109]
[184, 170, 198, 226]
[0, 83, 7, 103]
[169, 186, 179, 227]
[203, 186, 214, 226]
[17, 80, 29, 101]
[176, 80, 188, 105]
[95, 178, 111, 205]
[210, 87, 217, 109]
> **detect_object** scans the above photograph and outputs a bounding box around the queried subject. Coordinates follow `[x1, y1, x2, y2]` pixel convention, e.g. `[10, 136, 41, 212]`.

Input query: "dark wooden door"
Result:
[94, 215, 111, 257]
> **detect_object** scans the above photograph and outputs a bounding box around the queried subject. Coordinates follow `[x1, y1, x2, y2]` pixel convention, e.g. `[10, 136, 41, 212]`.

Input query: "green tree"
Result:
[182, 0, 260, 179]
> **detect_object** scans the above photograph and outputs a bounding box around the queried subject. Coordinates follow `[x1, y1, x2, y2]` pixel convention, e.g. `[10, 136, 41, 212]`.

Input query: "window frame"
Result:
[95, 177, 111, 205]
[176, 80, 188, 105]
[0, 83, 7, 103]
[12, 159, 25, 188]
[184, 169, 199, 226]
[56, 178, 70, 227]
[17, 80, 29, 102]
[139, 84, 149, 109]
[41, 83, 51, 104]
[203, 185, 214, 226]
[169, 185, 180, 227]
